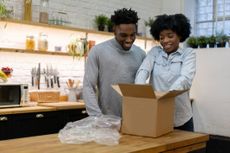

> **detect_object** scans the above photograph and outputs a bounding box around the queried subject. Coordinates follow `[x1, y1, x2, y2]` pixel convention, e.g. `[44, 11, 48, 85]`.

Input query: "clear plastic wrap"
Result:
[58, 115, 121, 145]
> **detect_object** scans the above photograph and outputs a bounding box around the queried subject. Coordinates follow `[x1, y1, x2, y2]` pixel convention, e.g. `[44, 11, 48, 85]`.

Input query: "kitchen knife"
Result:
[57, 76, 60, 88]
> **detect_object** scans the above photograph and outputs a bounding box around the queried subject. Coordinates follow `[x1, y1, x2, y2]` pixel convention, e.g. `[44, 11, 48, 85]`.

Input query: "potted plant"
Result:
[144, 17, 154, 27]
[107, 18, 113, 32]
[197, 36, 208, 48]
[94, 14, 108, 31]
[0, 0, 13, 18]
[216, 33, 228, 48]
[144, 17, 154, 38]
[187, 36, 198, 48]
[208, 35, 216, 48]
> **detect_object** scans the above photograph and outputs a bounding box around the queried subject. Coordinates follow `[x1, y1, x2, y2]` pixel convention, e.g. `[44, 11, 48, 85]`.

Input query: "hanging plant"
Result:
[68, 38, 88, 60]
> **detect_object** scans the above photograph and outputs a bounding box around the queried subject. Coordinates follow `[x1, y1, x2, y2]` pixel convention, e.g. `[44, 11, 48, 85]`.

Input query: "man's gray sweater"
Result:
[83, 38, 146, 117]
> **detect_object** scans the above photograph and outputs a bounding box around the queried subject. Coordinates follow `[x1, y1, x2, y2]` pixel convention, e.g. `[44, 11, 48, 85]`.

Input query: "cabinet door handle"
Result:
[36, 113, 44, 118]
[0, 116, 8, 121]
[81, 110, 87, 114]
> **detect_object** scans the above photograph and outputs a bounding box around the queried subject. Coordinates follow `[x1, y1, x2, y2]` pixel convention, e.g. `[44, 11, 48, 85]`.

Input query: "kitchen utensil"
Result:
[66, 79, 74, 88]
[37, 63, 41, 90]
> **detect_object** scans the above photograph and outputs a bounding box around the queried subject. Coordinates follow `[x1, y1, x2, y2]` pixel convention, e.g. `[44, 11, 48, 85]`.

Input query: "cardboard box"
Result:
[113, 83, 186, 137]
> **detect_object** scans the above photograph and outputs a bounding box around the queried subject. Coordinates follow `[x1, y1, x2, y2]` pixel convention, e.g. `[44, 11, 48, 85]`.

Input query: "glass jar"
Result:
[26, 35, 35, 50]
[38, 33, 48, 51]
[39, 0, 49, 23]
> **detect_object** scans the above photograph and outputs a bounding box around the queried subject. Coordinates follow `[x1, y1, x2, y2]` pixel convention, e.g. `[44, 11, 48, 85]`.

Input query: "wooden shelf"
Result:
[0, 18, 155, 41]
[0, 47, 70, 56]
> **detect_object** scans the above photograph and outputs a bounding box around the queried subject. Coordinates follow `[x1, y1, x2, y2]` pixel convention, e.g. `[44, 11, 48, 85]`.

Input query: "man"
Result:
[83, 8, 146, 117]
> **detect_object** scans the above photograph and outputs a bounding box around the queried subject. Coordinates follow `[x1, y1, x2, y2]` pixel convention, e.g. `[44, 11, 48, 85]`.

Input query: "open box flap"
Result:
[112, 83, 156, 98]
[157, 90, 188, 100]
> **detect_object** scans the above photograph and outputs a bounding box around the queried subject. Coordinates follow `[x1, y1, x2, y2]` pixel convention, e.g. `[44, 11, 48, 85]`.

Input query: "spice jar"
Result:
[38, 33, 48, 51]
[26, 35, 35, 50]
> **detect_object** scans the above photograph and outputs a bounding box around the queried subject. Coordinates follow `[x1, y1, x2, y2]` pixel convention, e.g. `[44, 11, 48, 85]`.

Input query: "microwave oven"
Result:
[0, 83, 29, 108]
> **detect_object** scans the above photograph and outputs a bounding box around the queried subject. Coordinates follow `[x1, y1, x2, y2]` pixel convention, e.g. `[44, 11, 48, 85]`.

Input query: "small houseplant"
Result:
[197, 36, 208, 48]
[144, 17, 154, 27]
[0, 0, 13, 18]
[208, 35, 216, 48]
[187, 36, 198, 48]
[107, 18, 113, 32]
[144, 17, 154, 38]
[216, 33, 228, 48]
[94, 14, 108, 31]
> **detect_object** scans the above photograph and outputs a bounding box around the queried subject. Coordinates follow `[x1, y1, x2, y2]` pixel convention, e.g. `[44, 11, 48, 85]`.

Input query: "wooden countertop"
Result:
[37, 100, 85, 110]
[0, 130, 209, 153]
[0, 101, 85, 115]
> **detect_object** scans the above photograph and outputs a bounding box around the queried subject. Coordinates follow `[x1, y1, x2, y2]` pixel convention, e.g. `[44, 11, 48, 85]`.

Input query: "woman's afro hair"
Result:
[150, 14, 191, 42]
[111, 8, 139, 25]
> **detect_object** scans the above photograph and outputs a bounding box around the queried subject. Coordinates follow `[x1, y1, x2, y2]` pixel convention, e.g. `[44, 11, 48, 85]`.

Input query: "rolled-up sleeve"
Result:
[169, 48, 196, 90]
[135, 49, 155, 84]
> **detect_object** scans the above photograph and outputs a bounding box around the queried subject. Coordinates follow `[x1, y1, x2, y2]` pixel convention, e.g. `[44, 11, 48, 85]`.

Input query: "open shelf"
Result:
[0, 47, 69, 56]
[0, 18, 154, 41]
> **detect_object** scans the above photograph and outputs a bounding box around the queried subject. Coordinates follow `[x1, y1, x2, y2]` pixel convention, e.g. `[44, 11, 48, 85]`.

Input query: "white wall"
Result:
[160, 0, 184, 14]
[190, 48, 230, 137]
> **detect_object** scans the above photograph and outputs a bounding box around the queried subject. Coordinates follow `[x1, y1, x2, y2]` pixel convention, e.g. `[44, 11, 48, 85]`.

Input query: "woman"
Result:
[135, 14, 196, 131]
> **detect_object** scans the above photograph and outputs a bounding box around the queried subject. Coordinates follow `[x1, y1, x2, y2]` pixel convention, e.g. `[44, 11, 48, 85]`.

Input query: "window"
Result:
[196, 0, 230, 36]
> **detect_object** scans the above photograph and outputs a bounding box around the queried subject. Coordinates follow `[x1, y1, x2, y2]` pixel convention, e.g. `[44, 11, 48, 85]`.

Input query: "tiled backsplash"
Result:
[0, 51, 85, 95]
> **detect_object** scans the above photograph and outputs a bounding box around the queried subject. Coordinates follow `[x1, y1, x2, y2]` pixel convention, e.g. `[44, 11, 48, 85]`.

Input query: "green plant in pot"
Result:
[107, 18, 113, 32]
[208, 35, 216, 48]
[94, 14, 108, 31]
[144, 17, 154, 37]
[0, 0, 13, 18]
[197, 36, 208, 48]
[216, 33, 228, 48]
[144, 17, 154, 27]
[187, 36, 198, 48]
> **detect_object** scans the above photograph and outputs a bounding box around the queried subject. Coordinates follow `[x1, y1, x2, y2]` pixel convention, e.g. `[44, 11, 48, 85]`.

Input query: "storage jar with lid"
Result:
[38, 33, 48, 51]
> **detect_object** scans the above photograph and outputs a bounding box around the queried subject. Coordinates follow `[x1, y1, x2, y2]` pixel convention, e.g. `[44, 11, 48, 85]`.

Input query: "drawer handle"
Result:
[81, 110, 87, 114]
[0, 116, 8, 121]
[36, 114, 44, 118]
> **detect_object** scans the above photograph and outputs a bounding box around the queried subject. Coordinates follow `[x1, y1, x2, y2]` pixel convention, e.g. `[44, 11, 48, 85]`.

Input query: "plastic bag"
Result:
[58, 115, 121, 145]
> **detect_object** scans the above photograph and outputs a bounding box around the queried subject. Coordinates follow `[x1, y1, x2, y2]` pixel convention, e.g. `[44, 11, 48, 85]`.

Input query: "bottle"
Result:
[38, 33, 48, 51]
[39, 0, 49, 23]
[26, 35, 35, 50]
[24, 0, 32, 21]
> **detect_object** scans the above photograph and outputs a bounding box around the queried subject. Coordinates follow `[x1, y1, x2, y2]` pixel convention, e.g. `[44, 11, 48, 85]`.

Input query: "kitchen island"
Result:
[0, 130, 209, 153]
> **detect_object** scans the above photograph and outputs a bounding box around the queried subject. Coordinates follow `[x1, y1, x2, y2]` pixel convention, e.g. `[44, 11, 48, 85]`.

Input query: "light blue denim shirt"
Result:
[135, 46, 196, 127]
